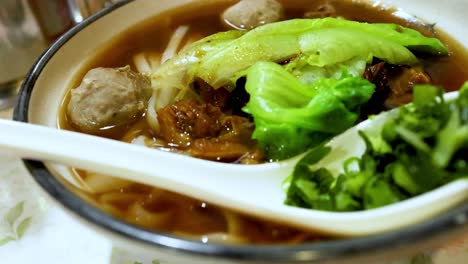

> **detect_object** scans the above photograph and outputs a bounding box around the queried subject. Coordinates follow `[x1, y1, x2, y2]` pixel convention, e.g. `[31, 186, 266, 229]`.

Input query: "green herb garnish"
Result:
[285, 83, 468, 211]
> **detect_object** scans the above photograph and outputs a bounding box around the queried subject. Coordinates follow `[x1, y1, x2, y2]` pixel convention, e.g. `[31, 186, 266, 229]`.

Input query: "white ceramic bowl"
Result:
[14, 0, 468, 263]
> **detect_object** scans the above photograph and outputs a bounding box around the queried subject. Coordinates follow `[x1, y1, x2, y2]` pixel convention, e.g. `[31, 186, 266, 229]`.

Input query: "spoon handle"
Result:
[0, 119, 166, 179]
[0, 107, 466, 236]
[0, 119, 213, 184]
[0, 119, 292, 198]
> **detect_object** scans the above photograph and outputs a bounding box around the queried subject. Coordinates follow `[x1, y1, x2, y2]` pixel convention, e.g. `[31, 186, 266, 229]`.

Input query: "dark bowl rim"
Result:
[13, 0, 468, 262]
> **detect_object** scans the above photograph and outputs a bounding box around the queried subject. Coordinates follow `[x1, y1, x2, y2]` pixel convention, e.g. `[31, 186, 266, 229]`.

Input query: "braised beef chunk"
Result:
[158, 100, 224, 146]
[190, 139, 251, 161]
[237, 148, 265, 164]
[362, 62, 392, 115]
[363, 62, 387, 84]
[157, 100, 264, 163]
[196, 79, 231, 109]
[190, 116, 264, 164]
[159, 59, 432, 163]
[362, 62, 432, 115]
[385, 66, 431, 108]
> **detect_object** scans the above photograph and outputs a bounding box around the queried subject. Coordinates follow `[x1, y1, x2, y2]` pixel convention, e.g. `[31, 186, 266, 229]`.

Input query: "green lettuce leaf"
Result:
[149, 30, 244, 113]
[196, 18, 447, 88]
[151, 18, 447, 97]
[285, 57, 367, 84]
[243, 61, 375, 160]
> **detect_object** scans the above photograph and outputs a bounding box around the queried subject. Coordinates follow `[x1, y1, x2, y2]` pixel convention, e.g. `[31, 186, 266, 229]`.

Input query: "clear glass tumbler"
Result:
[0, 0, 46, 110]
[0, 0, 117, 110]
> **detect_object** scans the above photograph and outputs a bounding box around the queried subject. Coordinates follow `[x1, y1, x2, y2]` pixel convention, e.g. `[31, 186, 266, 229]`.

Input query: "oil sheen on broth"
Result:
[59, 0, 468, 244]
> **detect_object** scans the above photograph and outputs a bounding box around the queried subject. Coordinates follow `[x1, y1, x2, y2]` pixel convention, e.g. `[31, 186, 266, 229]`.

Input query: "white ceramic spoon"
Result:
[1, 91, 467, 236]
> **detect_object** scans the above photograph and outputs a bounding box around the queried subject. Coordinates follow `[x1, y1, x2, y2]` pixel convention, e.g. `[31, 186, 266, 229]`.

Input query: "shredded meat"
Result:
[190, 139, 251, 161]
[196, 79, 231, 110]
[362, 62, 432, 114]
[157, 100, 223, 147]
[363, 62, 387, 84]
[157, 100, 264, 163]
[386, 66, 432, 108]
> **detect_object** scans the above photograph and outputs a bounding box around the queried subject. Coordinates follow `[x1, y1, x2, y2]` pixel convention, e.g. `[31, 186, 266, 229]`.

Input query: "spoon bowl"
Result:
[2, 91, 466, 236]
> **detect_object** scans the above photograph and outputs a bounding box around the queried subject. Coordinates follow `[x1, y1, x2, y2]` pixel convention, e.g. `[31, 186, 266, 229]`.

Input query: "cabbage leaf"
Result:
[149, 30, 244, 113]
[151, 18, 447, 94]
[197, 18, 448, 89]
[242, 61, 375, 160]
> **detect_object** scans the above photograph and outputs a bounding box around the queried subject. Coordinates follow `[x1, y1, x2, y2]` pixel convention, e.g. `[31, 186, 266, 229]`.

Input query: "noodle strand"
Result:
[160, 25, 190, 64]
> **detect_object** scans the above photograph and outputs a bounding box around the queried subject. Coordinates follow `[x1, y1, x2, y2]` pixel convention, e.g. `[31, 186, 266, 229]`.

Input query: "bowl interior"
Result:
[24, 0, 468, 196]
[15, 0, 468, 262]
[26, 0, 210, 187]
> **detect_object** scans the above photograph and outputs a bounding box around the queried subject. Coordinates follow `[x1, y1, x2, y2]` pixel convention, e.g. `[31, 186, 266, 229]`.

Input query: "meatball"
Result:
[67, 66, 152, 132]
[222, 0, 284, 30]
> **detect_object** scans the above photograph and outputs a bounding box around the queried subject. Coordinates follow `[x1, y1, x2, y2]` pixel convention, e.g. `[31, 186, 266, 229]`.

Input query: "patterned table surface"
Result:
[0, 108, 467, 264]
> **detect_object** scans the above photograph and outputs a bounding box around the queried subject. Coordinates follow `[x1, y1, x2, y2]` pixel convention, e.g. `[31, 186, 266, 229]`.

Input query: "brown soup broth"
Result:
[59, 0, 468, 244]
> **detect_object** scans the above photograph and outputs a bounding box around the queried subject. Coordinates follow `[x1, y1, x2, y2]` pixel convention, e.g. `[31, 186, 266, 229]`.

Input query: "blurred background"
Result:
[0, 0, 119, 112]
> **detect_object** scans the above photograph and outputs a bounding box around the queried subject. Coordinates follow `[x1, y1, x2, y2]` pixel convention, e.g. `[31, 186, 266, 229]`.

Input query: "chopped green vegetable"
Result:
[285, 83, 468, 211]
[242, 61, 375, 160]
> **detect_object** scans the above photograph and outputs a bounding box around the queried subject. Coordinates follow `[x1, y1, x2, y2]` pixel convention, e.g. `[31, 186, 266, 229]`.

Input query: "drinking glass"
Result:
[0, 0, 46, 110]
[0, 0, 118, 110]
